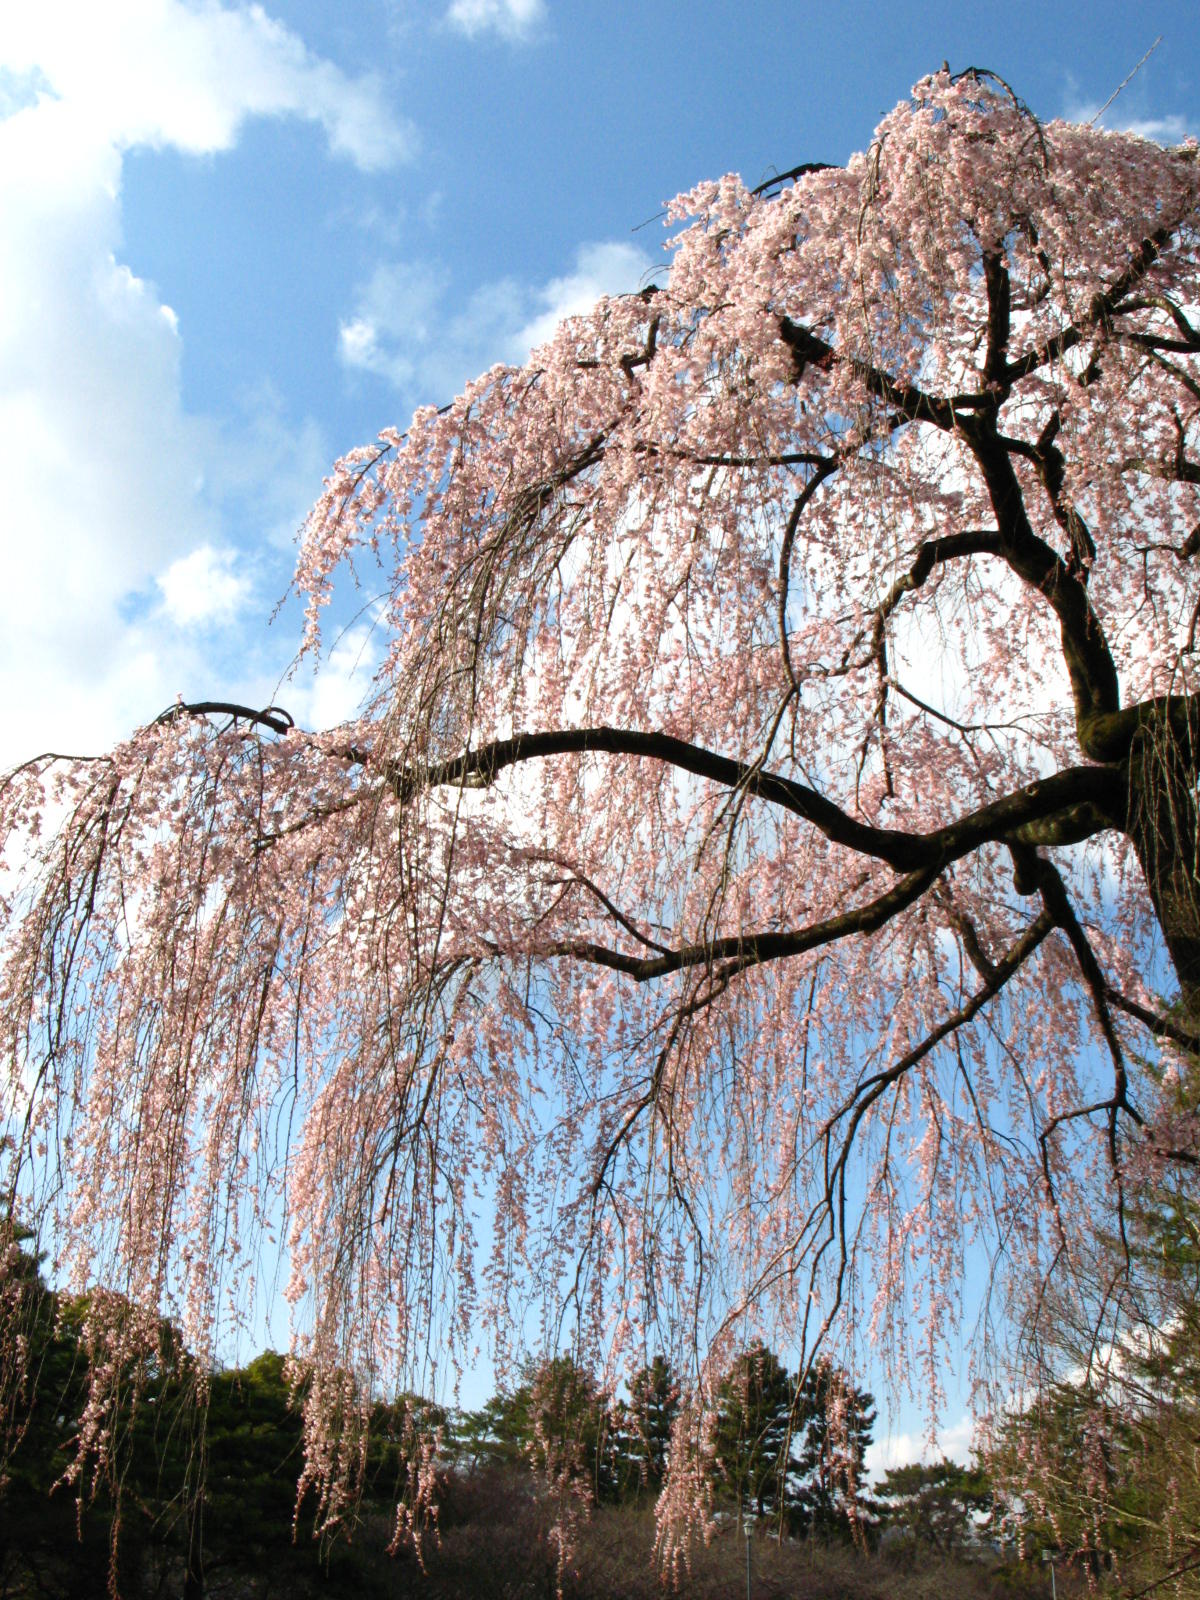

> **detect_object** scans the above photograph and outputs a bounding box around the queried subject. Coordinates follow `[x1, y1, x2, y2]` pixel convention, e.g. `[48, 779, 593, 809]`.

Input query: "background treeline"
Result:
[986, 1140, 1200, 1596]
[0, 1217, 1196, 1599]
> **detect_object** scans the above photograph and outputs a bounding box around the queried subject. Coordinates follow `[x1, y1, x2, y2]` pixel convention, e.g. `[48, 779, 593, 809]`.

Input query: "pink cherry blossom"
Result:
[1, 69, 1198, 1554]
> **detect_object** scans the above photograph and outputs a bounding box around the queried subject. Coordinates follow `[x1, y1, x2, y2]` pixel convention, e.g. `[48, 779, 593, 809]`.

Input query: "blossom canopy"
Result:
[2, 69, 1199, 1532]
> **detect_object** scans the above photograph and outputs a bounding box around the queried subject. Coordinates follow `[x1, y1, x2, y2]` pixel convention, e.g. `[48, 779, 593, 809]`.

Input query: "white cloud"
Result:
[338, 239, 653, 404]
[512, 242, 655, 350]
[865, 1413, 975, 1482]
[291, 621, 381, 731]
[2, 1, 413, 168]
[158, 544, 253, 627]
[0, 1, 404, 763]
[1062, 80, 1196, 144]
[1119, 114, 1195, 143]
[1068, 102, 1196, 144]
[446, 0, 546, 42]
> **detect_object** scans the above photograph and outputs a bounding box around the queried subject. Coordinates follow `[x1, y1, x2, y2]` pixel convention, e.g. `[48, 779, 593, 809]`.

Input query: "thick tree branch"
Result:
[964, 423, 1122, 748]
[396, 725, 927, 867]
[779, 317, 968, 428]
[749, 160, 838, 197]
[393, 723, 1125, 874]
[871, 529, 1003, 643]
[1000, 415, 1097, 578]
[1081, 691, 1200, 765]
[155, 701, 296, 736]
[778, 460, 839, 687]
[1010, 802, 1120, 849]
[541, 861, 942, 982]
[1003, 223, 1179, 384]
[1104, 986, 1200, 1054]
[982, 247, 1012, 387]
[1113, 292, 1200, 347]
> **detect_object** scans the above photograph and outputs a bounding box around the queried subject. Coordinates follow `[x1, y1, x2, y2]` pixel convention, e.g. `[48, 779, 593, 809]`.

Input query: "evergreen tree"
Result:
[712, 1342, 800, 1523]
[791, 1360, 875, 1537]
[874, 1458, 992, 1553]
[606, 1355, 678, 1503]
[457, 1354, 613, 1502]
[990, 1059, 1200, 1587]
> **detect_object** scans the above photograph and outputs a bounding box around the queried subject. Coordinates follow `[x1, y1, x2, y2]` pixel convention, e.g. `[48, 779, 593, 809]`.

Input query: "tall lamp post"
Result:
[1042, 1547, 1058, 1600]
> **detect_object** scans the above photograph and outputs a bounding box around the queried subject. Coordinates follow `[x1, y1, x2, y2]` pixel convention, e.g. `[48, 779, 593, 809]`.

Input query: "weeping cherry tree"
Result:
[1, 68, 1199, 1555]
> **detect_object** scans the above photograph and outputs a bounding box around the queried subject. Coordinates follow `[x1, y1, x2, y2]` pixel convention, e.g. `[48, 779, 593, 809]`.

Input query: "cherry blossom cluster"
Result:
[1, 70, 1198, 1554]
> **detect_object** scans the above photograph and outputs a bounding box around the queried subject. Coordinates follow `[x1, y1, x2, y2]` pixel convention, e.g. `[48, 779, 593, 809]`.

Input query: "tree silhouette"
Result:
[609, 1356, 678, 1503]
[791, 1360, 875, 1537]
[459, 1356, 613, 1502]
[713, 1343, 799, 1522]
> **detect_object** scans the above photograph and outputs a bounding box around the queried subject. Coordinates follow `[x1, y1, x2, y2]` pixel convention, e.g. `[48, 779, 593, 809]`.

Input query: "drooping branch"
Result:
[1003, 222, 1182, 384]
[154, 701, 296, 737]
[1016, 844, 1141, 1120]
[540, 862, 942, 982]
[793, 904, 1058, 1363]
[391, 723, 1124, 872]
[1125, 707, 1200, 1010]
[6, 78, 1200, 1574]
[824, 904, 1056, 1169]
[869, 529, 1004, 648]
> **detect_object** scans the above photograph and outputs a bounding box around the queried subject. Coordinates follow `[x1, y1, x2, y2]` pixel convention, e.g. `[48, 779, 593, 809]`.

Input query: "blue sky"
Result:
[1, 0, 1196, 768]
[1, 0, 1197, 1465]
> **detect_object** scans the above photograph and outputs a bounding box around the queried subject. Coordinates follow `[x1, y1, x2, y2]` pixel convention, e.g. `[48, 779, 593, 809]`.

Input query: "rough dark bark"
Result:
[1125, 711, 1200, 1020]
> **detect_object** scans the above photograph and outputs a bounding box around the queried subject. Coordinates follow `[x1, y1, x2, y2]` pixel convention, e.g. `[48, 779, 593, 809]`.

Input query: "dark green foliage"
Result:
[790, 1360, 876, 1537]
[0, 1255, 1065, 1598]
[713, 1341, 799, 1521]
[366, 1388, 448, 1511]
[205, 1352, 304, 1525]
[874, 1457, 992, 1553]
[453, 1387, 528, 1470]
[990, 1381, 1142, 1575]
[0, 1231, 152, 1596]
[0, 1228, 86, 1501]
[712, 1344, 875, 1535]
[456, 1354, 613, 1502]
[181, 1350, 311, 1594]
[0, 1234, 435, 1597]
[605, 1356, 678, 1504]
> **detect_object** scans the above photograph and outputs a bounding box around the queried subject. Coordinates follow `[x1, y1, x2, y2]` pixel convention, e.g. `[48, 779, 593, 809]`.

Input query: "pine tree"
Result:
[713, 1343, 799, 1522]
[791, 1360, 875, 1538]
[606, 1355, 678, 1503]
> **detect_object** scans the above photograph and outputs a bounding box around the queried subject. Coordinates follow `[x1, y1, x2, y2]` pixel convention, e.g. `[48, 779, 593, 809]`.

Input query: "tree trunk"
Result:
[1125, 714, 1200, 1023]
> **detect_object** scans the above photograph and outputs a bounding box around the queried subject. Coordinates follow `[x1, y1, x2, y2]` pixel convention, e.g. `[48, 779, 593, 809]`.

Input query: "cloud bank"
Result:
[338, 239, 654, 405]
[446, 0, 546, 42]
[0, 1, 409, 759]
[2, 2, 412, 167]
